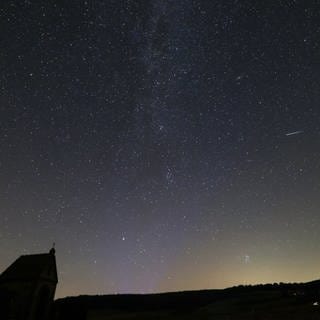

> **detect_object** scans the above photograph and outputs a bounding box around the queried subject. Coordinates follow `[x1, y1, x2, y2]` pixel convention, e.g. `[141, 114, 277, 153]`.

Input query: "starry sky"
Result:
[1, 0, 320, 298]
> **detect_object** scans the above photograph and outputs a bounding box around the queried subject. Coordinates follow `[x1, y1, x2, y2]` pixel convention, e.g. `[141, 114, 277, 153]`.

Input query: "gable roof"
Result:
[0, 251, 58, 284]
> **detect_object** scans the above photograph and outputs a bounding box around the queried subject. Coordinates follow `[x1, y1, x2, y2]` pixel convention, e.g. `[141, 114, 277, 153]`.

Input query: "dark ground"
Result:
[53, 280, 320, 319]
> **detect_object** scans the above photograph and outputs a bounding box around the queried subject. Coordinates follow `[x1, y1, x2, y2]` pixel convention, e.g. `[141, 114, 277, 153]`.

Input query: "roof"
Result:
[0, 251, 58, 284]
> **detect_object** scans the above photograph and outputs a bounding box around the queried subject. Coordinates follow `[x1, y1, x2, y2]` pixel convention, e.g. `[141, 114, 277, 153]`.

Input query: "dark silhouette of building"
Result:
[0, 248, 58, 320]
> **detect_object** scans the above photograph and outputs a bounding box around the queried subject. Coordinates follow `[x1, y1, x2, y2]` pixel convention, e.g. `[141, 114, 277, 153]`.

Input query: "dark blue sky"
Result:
[1, 0, 320, 298]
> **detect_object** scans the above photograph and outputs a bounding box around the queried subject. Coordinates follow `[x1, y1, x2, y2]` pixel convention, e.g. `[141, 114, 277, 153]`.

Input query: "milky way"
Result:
[1, 0, 320, 298]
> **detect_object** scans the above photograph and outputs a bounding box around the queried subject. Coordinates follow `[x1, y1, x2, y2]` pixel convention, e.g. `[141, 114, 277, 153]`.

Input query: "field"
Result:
[54, 281, 320, 319]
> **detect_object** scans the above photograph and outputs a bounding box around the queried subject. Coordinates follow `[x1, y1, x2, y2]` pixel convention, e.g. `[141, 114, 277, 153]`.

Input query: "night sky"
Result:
[1, 0, 320, 298]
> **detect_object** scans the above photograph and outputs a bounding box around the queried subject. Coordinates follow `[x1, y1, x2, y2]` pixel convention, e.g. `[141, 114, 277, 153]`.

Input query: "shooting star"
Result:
[285, 130, 303, 137]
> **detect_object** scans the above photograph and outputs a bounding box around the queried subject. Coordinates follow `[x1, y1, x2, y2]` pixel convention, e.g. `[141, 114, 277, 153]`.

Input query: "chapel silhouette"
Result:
[0, 247, 58, 320]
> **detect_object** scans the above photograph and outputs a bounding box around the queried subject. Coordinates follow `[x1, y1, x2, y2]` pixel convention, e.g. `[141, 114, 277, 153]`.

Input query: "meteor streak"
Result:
[285, 131, 303, 136]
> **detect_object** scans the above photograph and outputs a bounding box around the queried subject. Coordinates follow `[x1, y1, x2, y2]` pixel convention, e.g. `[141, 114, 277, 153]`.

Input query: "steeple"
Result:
[49, 242, 55, 255]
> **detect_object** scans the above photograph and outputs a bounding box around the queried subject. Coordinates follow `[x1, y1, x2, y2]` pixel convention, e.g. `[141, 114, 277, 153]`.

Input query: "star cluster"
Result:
[1, 0, 320, 298]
